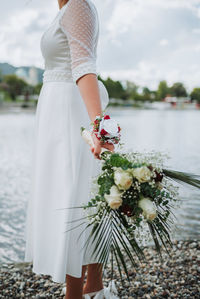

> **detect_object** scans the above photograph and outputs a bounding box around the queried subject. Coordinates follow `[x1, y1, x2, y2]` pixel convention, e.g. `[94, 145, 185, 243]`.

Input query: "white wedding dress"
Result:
[24, 0, 109, 283]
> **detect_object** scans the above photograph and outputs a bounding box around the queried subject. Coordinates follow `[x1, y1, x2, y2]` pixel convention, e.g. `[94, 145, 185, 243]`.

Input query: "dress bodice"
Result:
[40, 0, 99, 83]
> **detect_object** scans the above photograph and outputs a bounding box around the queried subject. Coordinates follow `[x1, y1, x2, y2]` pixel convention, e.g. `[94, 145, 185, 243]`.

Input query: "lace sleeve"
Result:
[59, 0, 98, 83]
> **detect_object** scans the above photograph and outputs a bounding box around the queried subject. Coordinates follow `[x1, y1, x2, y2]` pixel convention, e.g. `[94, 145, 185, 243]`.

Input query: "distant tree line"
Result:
[0, 71, 200, 103]
[98, 76, 200, 102]
[0, 73, 42, 101]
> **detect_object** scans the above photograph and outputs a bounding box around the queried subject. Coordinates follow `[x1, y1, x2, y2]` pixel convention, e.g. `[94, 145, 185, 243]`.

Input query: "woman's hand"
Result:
[90, 132, 114, 159]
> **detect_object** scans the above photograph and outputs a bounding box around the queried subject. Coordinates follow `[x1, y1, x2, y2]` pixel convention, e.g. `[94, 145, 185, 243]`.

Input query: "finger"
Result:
[94, 151, 100, 158]
[94, 153, 101, 160]
[102, 144, 114, 151]
[94, 144, 101, 156]
[93, 152, 100, 159]
[93, 148, 101, 159]
[103, 144, 110, 149]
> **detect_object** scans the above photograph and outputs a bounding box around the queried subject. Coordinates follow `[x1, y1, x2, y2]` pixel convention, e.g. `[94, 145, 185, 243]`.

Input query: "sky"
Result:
[1, 0, 200, 91]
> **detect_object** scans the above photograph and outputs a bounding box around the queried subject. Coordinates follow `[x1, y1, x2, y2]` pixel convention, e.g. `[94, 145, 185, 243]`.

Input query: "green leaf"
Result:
[107, 153, 132, 170]
[98, 175, 114, 196]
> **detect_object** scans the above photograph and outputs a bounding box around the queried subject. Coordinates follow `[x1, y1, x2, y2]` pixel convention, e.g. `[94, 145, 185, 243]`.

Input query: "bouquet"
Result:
[65, 114, 200, 286]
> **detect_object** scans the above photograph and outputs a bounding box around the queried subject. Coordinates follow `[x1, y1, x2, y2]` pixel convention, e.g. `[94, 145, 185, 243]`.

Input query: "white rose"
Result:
[104, 185, 123, 209]
[132, 166, 152, 183]
[138, 197, 157, 221]
[99, 119, 119, 137]
[114, 169, 133, 190]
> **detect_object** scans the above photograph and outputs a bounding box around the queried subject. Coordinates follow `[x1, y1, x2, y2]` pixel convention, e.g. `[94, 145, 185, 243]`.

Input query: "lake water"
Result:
[0, 108, 199, 264]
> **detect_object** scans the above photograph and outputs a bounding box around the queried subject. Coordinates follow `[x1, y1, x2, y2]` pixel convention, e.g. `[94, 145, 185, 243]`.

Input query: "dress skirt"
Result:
[24, 78, 109, 283]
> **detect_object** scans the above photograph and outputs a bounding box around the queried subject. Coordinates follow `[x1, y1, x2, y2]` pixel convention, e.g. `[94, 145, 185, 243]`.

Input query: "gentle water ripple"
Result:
[0, 108, 200, 263]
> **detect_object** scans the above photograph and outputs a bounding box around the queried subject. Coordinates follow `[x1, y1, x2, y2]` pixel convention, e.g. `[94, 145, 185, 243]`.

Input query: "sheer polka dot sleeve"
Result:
[59, 0, 99, 83]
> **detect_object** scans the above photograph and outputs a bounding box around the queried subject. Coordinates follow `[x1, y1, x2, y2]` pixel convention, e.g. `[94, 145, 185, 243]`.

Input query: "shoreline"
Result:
[0, 240, 199, 298]
[0, 101, 200, 114]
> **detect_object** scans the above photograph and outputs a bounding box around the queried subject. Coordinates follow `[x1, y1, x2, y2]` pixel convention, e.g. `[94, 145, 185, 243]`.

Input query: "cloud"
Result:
[97, 0, 200, 90]
[0, 0, 200, 90]
[193, 27, 200, 34]
[0, 0, 58, 67]
[159, 39, 169, 46]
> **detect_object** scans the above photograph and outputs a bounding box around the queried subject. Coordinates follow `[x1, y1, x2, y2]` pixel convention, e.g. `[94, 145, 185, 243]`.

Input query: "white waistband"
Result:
[43, 70, 73, 83]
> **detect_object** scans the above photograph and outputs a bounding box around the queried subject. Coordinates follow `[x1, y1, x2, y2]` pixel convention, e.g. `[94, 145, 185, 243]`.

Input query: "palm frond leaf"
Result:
[163, 169, 200, 189]
[152, 224, 172, 256]
[112, 234, 131, 282]
[147, 221, 163, 261]
[78, 209, 146, 283]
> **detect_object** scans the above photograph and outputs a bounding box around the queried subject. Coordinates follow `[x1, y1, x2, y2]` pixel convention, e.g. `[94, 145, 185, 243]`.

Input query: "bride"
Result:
[24, 0, 115, 298]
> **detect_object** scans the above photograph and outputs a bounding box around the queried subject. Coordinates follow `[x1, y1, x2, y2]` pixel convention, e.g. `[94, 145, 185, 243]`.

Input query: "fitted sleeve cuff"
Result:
[72, 61, 97, 83]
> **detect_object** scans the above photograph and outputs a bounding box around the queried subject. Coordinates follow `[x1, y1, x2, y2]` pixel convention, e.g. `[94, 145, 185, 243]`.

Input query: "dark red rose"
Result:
[118, 126, 121, 132]
[120, 204, 133, 217]
[104, 115, 110, 119]
[155, 170, 164, 182]
[94, 119, 99, 125]
[100, 129, 108, 135]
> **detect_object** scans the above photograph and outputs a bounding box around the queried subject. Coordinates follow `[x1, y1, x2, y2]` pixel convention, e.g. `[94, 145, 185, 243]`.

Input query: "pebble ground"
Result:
[0, 240, 199, 298]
